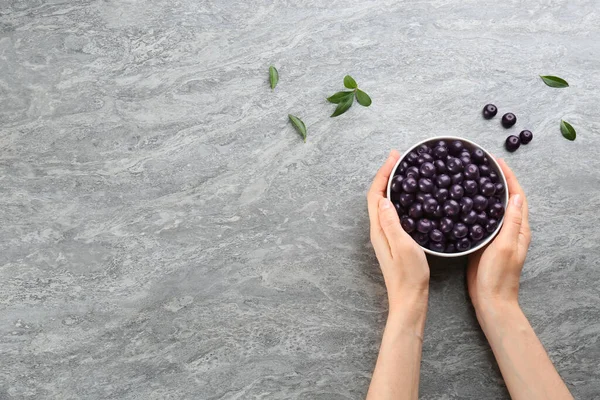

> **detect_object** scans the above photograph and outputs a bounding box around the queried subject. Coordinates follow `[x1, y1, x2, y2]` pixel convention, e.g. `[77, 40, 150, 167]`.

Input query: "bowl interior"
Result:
[386, 136, 509, 258]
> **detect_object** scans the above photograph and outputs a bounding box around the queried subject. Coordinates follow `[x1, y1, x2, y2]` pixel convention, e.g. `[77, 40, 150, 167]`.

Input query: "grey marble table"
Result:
[1, 0, 600, 399]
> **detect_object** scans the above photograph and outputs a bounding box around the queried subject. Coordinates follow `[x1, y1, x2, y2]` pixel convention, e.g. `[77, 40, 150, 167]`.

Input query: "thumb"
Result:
[378, 198, 407, 255]
[498, 194, 523, 244]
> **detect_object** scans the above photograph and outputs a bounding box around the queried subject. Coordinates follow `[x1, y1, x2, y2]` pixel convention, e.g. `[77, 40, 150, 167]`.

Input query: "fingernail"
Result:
[380, 198, 392, 210]
[512, 194, 523, 208]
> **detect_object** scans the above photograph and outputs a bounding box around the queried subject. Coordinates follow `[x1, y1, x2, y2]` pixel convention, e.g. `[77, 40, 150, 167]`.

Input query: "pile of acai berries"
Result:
[390, 139, 506, 253]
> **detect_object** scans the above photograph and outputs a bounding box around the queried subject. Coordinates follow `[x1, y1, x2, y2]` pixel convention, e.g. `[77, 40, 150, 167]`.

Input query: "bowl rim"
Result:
[386, 136, 510, 258]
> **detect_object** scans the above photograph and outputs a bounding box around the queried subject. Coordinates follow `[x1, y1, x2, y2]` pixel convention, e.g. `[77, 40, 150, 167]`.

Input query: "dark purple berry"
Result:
[463, 180, 478, 195]
[402, 177, 418, 193]
[451, 173, 464, 185]
[443, 200, 460, 217]
[447, 230, 457, 241]
[408, 203, 423, 219]
[399, 192, 415, 207]
[478, 164, 490, 177]
[429, 242, 445, 253]
[485, 219, 498, 233]
[478, 177, 491, 187]
[418, 178, 435, 193]
[398, 160, 410, 174]
[429, 229, 444, 242]
[405, 166, 420, 179]
[417, 153, 434, 164]
[461, 210, 478, 225]
[472, 148, 486, 164]
[393, 202, 404, 215]
[449, 140, 464, 156]
[488, 202, 505, 219]
[488, 196, 501, 205]
[433, 159, 447, 173]
[519, 130, 533, 145]
[412, 232, 429, 246]
[420, 162, 436, 178]
[390, 175, 404, 193]
[456, 238, 472, 252]
[483, 104, 498, 119]
[417, 144, 432, 155]
[423, 198, 439, 214]
[433, 205, 444, 218]
[460, 197, 474, 214]
[435, 188, 450, 204]
[501, 113, 517, 128]
[505, 135, 521, 152]
[494, 182, 505, 195]
[436, 174, 452, 188]
[449, 184, 464, 200]
[417, 218, 433, 233]
[435, 140, 448, 148]
[453, 223, 468, 239]
[439, 217, 454, 233]
[476, 211, 488, 226]
[401, 216, 416, 233]
[489, 171, 499, 183]
[472, 195, 489, 212]
[464, 164, 480, 180]
[460, 155, 471, 166]
[406, 151, 420, 165]
[433, 146, 449, 159]
[480, 181, 496, 197]
[447, 157, 464, 173]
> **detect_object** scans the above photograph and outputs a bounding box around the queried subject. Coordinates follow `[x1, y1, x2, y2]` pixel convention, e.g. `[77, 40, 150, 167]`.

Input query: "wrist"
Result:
[474, 298, 522, 331]
[388, 289, 428, 329]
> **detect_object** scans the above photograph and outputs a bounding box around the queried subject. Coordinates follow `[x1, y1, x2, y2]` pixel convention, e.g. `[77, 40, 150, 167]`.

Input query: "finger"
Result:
[368, 194, 391, 260]
[497, 193, 524, 245]
[368, 150, 401, 198]
[370, 224, 392, 263]
[367, 150, 401, 230]
[378, 197, 408, 258]
[497, 158, 530, 241]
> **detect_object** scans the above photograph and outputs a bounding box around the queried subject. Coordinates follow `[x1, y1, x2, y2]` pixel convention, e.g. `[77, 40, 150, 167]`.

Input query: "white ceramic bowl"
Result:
[386, 136, 509, 257]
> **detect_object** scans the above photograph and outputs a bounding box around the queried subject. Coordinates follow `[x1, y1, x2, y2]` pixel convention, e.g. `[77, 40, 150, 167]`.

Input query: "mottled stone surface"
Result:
[1, 0, 599, 399]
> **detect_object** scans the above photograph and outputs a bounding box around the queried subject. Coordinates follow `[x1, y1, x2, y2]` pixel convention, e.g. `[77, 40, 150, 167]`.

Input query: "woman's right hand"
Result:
[467, 158, 531, 312]
[467, 159, 574, 400]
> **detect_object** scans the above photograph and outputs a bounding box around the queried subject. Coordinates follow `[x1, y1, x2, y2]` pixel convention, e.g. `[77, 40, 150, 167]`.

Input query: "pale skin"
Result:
[366, 150, 573, 400]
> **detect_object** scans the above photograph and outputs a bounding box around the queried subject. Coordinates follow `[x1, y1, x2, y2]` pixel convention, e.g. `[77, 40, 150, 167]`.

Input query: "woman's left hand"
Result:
[367, 150, 430, 313]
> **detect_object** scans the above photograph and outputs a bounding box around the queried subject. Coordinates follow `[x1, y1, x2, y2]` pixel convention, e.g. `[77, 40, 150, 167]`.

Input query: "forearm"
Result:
[476, 301, 573, 400]
[367, 292, 428, 400]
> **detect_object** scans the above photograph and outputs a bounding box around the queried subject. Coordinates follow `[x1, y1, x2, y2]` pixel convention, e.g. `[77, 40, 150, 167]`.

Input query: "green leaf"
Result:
[540, 75, 569, 88]
[327, 91, 354, 104]
[560, 120, 576, 141]
[343, 75, 357, 89]
[355, 89, 372, 107]
[288, 114, 306, 142]
[269, 66, 279, 90]
[330, 92, 354, 117]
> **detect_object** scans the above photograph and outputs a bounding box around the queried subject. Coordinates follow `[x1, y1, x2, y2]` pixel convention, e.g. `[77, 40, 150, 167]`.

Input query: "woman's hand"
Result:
[367, 150, 430, 314]
[467, 158, 531, 312]
[466, 159, 573, 400]
[366, 150, 430, 400]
